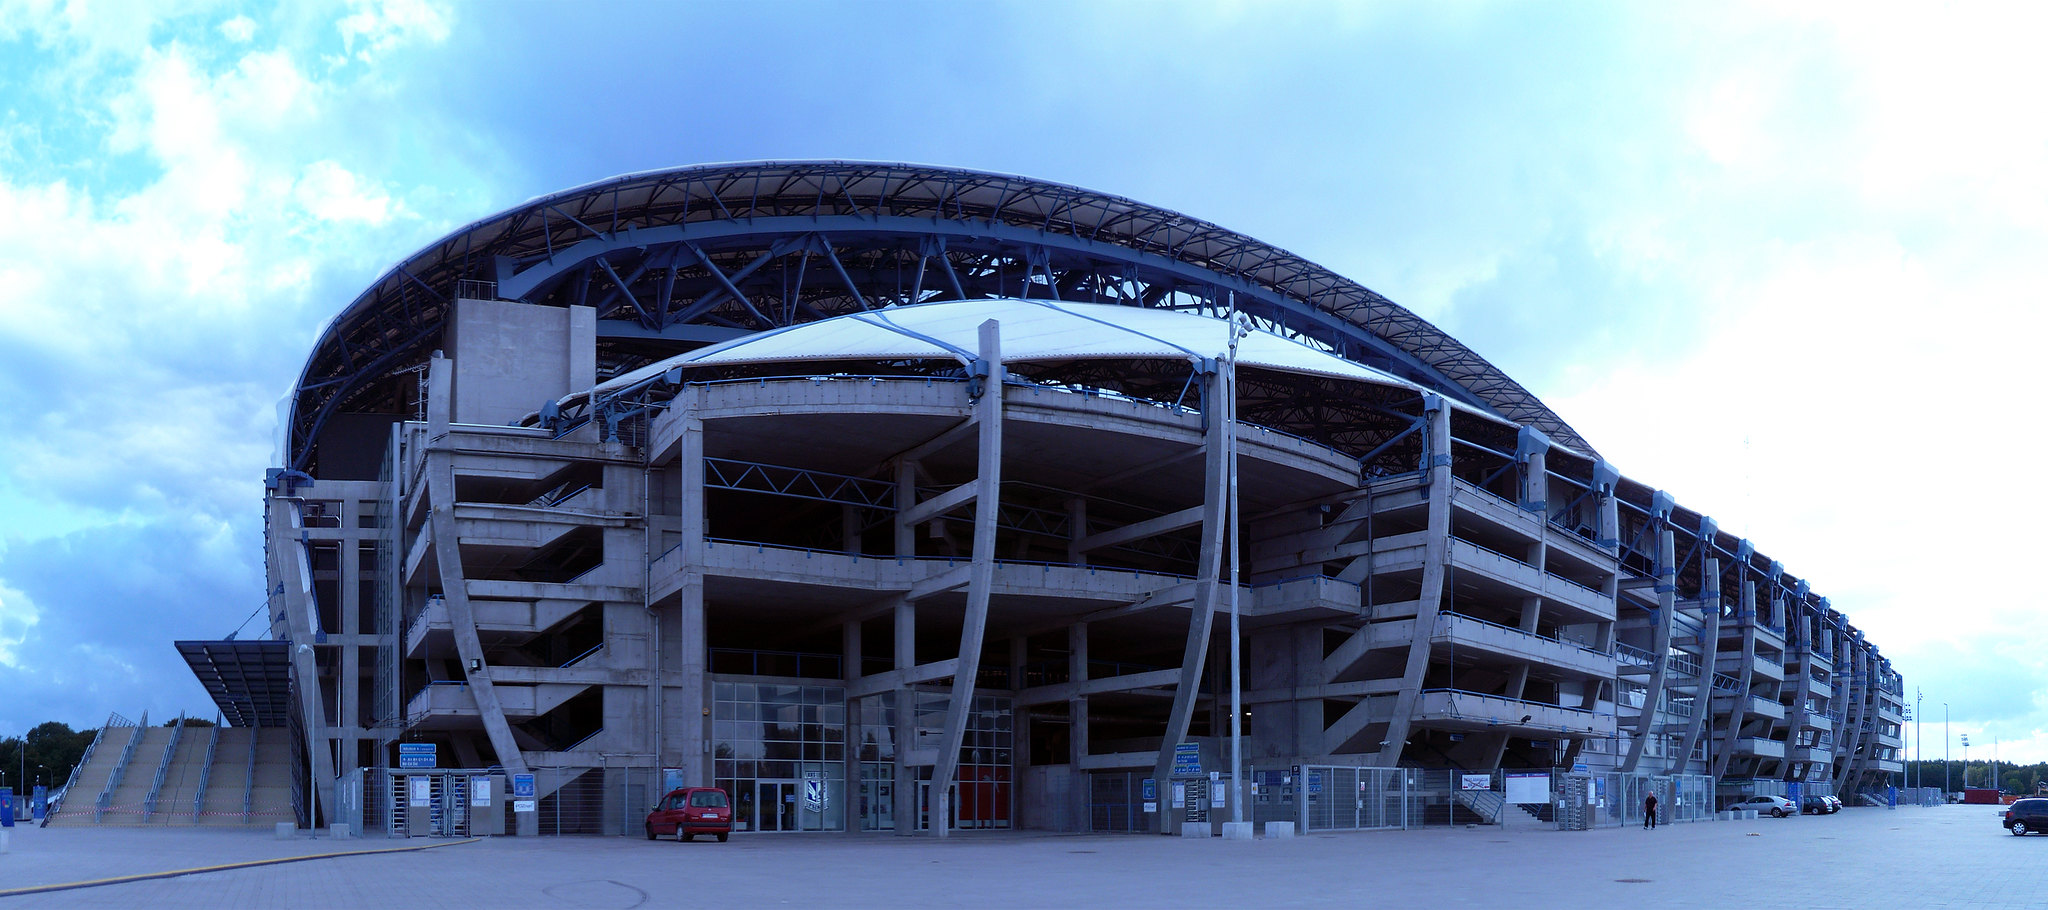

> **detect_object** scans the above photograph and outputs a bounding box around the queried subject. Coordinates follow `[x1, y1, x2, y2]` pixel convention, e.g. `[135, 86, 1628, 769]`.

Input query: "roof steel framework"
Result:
[287, 161, 1595, 473]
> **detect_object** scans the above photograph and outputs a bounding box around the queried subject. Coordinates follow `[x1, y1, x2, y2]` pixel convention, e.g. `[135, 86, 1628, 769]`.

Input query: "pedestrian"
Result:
[1643, 792, 1658, 829]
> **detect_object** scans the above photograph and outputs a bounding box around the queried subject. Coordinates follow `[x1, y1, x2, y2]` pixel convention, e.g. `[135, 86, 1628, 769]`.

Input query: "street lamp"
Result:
[1962, 733, 1970, 788]
[1944, 703, 1950, 798]
[1224, 297, 1253, 827]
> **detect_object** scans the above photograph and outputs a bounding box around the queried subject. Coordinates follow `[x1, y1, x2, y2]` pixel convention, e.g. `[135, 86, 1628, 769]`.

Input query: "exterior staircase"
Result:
[43, 714, 301, 827]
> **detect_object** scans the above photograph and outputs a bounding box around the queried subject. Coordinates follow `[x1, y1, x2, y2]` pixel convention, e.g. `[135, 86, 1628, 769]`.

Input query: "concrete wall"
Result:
[448, 298, 595, 427]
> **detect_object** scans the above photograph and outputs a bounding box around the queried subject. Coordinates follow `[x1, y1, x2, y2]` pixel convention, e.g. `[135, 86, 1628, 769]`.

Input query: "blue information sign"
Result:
[1172, 742, 1202, 776]
[1142, 778, 1157, 801]
[398, 742, 437, 769]
[513, 773, 536, 798]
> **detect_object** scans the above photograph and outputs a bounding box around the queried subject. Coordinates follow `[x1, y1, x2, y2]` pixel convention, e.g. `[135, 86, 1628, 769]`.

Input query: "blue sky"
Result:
[1, 0, 2041, 766]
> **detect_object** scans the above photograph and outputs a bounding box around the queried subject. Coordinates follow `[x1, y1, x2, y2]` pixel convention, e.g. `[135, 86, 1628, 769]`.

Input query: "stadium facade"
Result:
[218, 161, 1904, 835]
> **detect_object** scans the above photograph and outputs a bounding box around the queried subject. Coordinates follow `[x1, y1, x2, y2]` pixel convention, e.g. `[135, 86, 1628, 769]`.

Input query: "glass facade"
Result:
[714, 678, 1012, 832]
[713, 681, 846, 832]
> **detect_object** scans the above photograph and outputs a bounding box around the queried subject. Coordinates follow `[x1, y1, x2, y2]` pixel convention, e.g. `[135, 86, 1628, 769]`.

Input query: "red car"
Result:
[645, 787, 733, 842]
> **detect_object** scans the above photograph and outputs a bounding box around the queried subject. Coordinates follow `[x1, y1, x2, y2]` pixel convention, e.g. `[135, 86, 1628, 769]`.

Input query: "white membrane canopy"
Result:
[575, 298, 1450, 405]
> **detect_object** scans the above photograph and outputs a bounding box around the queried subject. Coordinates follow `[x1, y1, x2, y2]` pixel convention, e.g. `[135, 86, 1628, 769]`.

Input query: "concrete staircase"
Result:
[43, 722, 133, 828]
[247, 728, 297, 824]
[98, 727, 173, 825]
[149, 727, 211, 824]
[196, 727, 255, 825]
[46, 721, 301, 827]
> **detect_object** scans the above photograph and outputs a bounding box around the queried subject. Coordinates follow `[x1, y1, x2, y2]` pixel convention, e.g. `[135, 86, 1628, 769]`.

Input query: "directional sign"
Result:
[398, 742, 437, 769]
[1172, 742, 1202, 776]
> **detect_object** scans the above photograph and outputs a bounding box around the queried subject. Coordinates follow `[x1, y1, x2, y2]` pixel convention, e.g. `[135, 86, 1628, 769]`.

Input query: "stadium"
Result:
[168, 161, 1902, 836]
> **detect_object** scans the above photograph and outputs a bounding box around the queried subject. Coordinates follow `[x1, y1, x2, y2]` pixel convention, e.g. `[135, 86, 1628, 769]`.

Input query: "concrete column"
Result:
[1373, 394, 1454, 767]
[1518, 427, 1549, 515]
[1150, 365, 1232, 829]
[892, 596, 916, 835]
[1068, 623, 1090, 831]
[928, 320, 1006, 838]
[1065, 498, 1087, 565]
[1622, 525, 1677, 772]
[1673, 555, 1720, 772]
[1007, 636, 1027, 830]
[843, 619, 862, 833]
[674, 390, 709, 786]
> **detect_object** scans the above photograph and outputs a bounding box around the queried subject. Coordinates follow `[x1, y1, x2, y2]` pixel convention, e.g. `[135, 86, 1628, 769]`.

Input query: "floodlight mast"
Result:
[1226, 295, 1253, 826]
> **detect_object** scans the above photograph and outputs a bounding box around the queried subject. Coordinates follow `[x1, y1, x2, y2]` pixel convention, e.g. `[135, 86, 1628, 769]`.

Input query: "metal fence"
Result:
[341, 766, 663, 837]
[1291, 766, 1716, 833]
[1086, 771, 1148, 833]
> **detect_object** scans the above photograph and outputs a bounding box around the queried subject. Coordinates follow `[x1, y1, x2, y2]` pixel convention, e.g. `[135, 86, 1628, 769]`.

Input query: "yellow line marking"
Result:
[0, 837, 482, 897]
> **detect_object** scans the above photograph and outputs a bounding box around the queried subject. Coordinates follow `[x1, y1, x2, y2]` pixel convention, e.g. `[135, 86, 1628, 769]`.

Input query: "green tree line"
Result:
[1903, 759, 2048, 795]
[0, 717, 214, 794]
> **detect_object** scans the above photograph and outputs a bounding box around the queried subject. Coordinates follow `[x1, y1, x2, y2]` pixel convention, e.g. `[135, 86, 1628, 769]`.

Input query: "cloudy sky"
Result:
[1, 0, 2040, 766]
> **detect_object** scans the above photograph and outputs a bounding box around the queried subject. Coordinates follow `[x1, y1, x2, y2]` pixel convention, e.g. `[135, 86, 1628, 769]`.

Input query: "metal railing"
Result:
[242, 727, 259, 820]
[95, 714, 149, 823]
[193, 721, 223, 821]
[143, 715, 186, 821]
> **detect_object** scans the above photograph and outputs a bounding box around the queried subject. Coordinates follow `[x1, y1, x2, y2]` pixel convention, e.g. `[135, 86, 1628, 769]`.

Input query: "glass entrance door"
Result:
[756, 781, 800, 832]
[916, 780, 958, 832]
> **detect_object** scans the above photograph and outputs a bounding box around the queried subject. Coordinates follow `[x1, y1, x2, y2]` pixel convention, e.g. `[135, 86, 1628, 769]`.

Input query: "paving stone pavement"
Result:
[0, 804, 2026, 908]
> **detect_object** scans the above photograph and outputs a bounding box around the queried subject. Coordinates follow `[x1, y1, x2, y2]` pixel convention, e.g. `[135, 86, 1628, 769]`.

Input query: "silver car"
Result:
[1732, 795, 1797, 818]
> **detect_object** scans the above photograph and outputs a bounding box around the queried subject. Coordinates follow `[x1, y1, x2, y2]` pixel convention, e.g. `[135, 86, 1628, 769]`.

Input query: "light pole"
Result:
[1224, 297, 1252, 827]
[1915, 687, 1922, 800]
[1962, 733, 1970, 788]
[1944, 703, 1950, 798]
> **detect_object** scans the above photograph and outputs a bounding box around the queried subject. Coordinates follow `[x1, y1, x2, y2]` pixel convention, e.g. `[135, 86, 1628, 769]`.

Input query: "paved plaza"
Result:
[0, 805, 2026, 908]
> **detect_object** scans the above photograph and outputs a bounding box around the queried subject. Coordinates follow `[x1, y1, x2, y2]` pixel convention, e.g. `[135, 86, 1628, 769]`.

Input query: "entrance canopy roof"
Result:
[176, 640, 293, 728]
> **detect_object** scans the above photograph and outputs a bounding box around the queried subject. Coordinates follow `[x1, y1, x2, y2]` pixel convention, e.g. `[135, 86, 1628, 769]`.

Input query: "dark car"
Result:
[1802, 795, 1830, 815]
[645, 787, 733, 842]
[2004, 798, 2048, 835]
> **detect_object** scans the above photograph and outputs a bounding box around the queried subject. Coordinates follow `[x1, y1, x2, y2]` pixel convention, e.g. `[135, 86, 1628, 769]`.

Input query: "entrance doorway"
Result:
[756, 780, 800, 832]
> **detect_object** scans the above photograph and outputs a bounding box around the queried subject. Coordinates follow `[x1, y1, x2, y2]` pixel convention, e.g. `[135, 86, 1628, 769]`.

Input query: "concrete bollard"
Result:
[1221, 822, 1255, 840]
[329, 823, 351, 839]
[1, 828, 10, 854]
[1179, 824, 1211, 838]
[1262, 822, 1296, 839]
[275, 822, 294, 840]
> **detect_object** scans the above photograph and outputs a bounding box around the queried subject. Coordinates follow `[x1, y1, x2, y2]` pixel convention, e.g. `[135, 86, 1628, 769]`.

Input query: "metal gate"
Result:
[389, 772, 471, 836]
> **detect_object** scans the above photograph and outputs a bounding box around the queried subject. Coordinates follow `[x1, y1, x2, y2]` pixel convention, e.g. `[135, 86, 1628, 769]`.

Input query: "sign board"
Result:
[513, 799, 536, 813]
[804, 777, 824, 812]
[1506, 773, 1551, 805]
[512, 774, 535, 798]
[470, 777, 491, 807]
[1141, 778, 1157, 801]
[408, 777, 432, 808]
[1172, 742, 1202, 776]
[1172, 782, 1186, 809]
[1211, 784, 1226, 809]
[1572, 763, 1589, 774]
[663, 768, 688, 794]
[1307, 772, 1322, 795]
[398, 742, 437, 770]
[1461, 774, 1492, 791]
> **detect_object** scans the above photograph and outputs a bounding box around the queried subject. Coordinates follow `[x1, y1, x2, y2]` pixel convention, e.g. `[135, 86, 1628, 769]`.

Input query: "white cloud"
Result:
[0, 577, 37, 669]
[0, 1, 475, 728]
[219, 14, 255, 43]
[337, 0, 450, 64]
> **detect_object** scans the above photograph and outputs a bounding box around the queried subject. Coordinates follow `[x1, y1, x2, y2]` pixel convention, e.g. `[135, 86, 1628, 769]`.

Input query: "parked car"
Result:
[1802, 795, 1831, 815]
[1824, 795, 1844, 813]
[2003, 797, 2048, 835]
[1733, 795, 1797, 818]
[645, 787, 733, 842]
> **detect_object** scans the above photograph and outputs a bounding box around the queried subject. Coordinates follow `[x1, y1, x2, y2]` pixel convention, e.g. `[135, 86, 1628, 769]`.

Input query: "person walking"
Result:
[1643, 792, 1659, 829]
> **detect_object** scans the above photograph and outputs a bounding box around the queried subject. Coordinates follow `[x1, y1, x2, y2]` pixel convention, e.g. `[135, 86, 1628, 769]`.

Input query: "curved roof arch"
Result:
[287, 160, 1592, 470]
